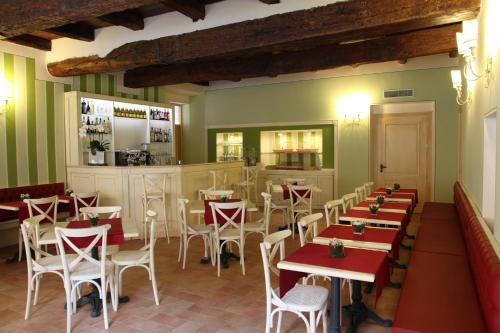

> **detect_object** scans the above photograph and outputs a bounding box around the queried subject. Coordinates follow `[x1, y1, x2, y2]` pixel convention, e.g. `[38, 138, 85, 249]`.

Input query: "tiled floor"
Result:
[0, 212, 419, 333]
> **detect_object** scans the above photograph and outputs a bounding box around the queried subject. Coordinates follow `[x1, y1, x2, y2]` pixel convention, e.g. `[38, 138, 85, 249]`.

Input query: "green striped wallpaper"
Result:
[0, 51, 164, 189]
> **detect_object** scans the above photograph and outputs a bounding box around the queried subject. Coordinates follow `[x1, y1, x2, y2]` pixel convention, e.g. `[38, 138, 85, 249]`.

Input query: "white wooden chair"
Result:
[209, 169, 228, 190]
[354, 186, 367, 202]
[288, 185, 313, 238]
[364, 182, 375, 196]
[142, 174, 170, 244]
[235, 166, 259, 202]
[20, 195, 60, 261]
[324, 199, 343, 226]
[112, 210, 160, 306]
[55, 224, 117, 333]
[209, 200, 246, 277]
[297, 213, 323, 247]
[265, 180, 290, 230]
[244, 192, 272, 242]
[71, 191, 100, 220]
[21, 215, 76, 320]
[341, 193, 358, 213]
[177, 198, 213, 269]
[260, 230, 328, 333]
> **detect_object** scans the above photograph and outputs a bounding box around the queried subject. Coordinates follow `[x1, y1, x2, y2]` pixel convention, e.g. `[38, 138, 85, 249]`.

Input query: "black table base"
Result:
[200, 244, 239, 269]
[71, 289, 130, 317]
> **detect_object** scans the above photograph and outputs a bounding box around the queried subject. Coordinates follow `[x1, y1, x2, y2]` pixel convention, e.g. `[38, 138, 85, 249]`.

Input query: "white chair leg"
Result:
[18, 229, 23, 262]
[162, 202, 170, 244]
[24, 278, 32, 320]
[264, 302, 271, 333]
[177, 234, 182, 262]
[109, 275, 117, 312]
[309, 312, 316, 333]
[114, 266, 120, 309]
[322, 307, 328, 333]
[33, 275, 40, 306]
[150, 265, 160, 306]
[182, 237, 187, 270]
[276, 311, 283, 333]
[216, 244, 221, 277]
[240, 241, 245, 276]
[100, 282, 109, 330]
[65, 286, 72, 333]
[203, 236, 208, 257]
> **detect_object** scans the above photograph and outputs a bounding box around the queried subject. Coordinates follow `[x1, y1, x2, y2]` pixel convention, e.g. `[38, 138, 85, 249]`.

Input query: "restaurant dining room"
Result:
[0, 0, 499, 333]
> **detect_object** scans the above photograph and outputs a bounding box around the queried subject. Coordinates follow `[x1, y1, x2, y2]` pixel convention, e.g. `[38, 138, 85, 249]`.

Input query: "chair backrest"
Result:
[288, 185, 313, 214]
[80, 206, 121, 220]
[324, 199, 343, 226]
[25, 195, 59, 224]
[203, 190, 234, 200]
[298, 212, 323, 246]
[20, 215, 53, 274]
[71, 191, 100, 220]
[55, 224, 111, 284]
[364, 181, 374, 196]
[209, 170, 227, 190]
[342, 193, 358, 213]
[177, 198, 189, 236]
[265, 180, 273, 194]
[209, 200, 246, 236]
[355, 186, 367, 202]
[144, 210, 158, 261]
[243, 166, 258, 184]
[260, 229, 292, 306]
[283, 178, 306, 185]
[142, 174, 168, 196]
[261, 192, 272, 236]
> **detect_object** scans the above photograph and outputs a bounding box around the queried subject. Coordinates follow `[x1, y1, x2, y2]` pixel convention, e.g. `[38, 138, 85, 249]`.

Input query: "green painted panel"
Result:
[108, 75, 115, 96]
[64, 84, 71, 92]
[154, 87, 159, 102]
[79, 75, 87, 92]
[26, 57, 37, 184]
[4, 53, 17, 186]
[143, 88, 149, 101]
[94, 73, 101, 94]
[46, 81, 56, 183]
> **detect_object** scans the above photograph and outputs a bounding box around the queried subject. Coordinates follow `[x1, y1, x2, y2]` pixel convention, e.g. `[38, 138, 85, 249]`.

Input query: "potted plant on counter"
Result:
[80, 124, 110, 166]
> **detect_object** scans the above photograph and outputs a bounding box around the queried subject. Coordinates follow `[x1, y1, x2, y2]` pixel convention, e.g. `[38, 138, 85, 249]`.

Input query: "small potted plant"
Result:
[329, 238, 345, 258]
[20, 193, 30, 200]
[220, 196, 228, 203]
[369, 203, 379, 216]
[65, 188, 73, 196]
[376, 195, 385, 206]
[89, 213, 99, 226]
[385, 186, 393, 196]
[80, 124, 110, 166]
[352, 220, 366, 235]
[394, 183, 401, 191]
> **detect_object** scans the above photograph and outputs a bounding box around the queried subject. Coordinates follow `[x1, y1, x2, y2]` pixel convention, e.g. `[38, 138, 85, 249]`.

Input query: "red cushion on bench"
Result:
[414, 222, 466, 256]
[393, 251, 487, 333]
[421, 202, 458, 222]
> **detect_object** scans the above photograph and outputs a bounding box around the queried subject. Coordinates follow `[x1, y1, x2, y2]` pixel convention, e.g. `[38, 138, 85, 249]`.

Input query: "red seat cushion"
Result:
[393, 251, 487, 333]
[414, 222, 466, 256]
[421, 202, 458, 222]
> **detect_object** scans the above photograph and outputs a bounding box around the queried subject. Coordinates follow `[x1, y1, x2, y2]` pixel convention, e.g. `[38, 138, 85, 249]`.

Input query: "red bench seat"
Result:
[413, 221, 466, 256]
[421, 202, 458, 222]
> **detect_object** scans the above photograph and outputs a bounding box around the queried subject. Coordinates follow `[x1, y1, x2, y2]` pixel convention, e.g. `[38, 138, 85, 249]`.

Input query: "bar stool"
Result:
[142, 174, 170, 244]
[235, 166, 259, 202]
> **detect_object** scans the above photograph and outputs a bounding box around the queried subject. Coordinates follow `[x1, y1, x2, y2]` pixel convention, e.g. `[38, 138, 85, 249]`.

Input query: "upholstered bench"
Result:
[393, 182, 500, 333]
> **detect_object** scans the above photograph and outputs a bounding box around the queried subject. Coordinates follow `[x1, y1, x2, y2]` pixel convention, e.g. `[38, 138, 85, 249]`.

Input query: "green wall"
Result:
[0, 51, 165, 188]
[192, 67, 459, 201]
[207, 124, 334, 168]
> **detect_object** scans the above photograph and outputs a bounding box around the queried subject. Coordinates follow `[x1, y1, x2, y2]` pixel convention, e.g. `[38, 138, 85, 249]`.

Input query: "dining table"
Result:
[278, 243, 392, 333]
[366, 192, 416, 208]
[374, 187, 418, 203]
[352, 201, 412, 215]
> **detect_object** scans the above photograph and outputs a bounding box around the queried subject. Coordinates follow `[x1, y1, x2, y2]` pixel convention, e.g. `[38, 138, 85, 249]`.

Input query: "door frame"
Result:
[369, 101, 436, 201]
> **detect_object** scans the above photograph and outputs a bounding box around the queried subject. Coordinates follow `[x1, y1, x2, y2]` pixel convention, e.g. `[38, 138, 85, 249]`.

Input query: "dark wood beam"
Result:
[45, 22, 95, 41]
[160, 0, 205, 21]
[0, 0, 158, 38]
[98, 10, 144, 31]
[259, 0, 280, 4]
[7, 34, 52, 51]
[123, 24, 461, 87]
[47, 0, 479, 77]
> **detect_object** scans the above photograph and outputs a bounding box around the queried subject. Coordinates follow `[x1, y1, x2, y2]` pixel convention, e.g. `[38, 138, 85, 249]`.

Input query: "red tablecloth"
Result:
[368, 192, 416, 208]
[357, 200, 412, 215]
[0, 194, 74, 225]
[341, 209, 408, 235]
[281, 185, 311, 201]
[319, 225, 399, 260]
[279, 243, 390, 302]
[204, 199, 245, 225]
[64, 218, 124, 250]
[376, 187, 418, 204]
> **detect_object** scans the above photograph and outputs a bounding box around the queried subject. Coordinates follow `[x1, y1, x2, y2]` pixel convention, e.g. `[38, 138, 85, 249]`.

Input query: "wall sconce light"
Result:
[451, 69, 471, 105]
[0, 74, 12, 113]
[455, 19, 493, 90]
[344, 110, 361, 126]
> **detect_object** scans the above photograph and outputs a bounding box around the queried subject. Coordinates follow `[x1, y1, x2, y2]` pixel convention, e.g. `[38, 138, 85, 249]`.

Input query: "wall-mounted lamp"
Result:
[453, 19, 493, 105]
[0, 74, 12, 113]
[337, 93, 370, 126]
[451, 70, 471, 105]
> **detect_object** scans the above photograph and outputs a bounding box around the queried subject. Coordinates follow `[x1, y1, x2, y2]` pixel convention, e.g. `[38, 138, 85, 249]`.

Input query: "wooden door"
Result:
[373, 112, 433, 204]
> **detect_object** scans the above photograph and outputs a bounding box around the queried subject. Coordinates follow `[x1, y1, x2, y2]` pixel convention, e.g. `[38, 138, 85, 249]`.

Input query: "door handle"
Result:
[380, 164, 387, 173]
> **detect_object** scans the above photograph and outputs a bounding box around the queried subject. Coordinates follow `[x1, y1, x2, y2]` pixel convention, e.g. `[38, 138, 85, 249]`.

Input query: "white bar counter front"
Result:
[66, 161, 244, 238]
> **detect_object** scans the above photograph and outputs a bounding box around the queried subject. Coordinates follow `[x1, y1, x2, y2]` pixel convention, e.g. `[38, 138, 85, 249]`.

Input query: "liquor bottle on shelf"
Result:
[166, 110, 170, 121]
[82, 99, 87, 114]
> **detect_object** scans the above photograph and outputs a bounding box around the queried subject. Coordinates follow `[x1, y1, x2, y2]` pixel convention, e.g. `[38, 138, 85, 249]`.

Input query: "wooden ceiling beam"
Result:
[6, 34, 52, 51]
[98, 10, 145, 31]
[0, 0, 158, 38]
[160, 0, 205, 21]
[123, 24, 461, 87]
[45, 22, 95, 41]
[47, 0, 479, 77]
